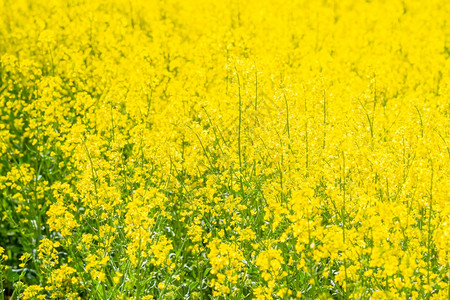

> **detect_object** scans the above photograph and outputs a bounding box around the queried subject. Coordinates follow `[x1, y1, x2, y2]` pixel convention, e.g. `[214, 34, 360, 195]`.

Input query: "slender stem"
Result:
[0, 267, 4, 300]
[236, 68, 242, 170]
[254, 69, 258, 111]
[322, 91, 327, 149]
[284, 94, 290, 140]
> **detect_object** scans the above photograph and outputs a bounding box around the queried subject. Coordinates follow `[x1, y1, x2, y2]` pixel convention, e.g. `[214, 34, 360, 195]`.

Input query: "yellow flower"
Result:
[113, 272, 122, 284]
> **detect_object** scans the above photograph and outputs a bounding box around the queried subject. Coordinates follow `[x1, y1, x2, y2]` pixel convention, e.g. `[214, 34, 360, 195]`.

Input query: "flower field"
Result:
[0, 0, 449, 299]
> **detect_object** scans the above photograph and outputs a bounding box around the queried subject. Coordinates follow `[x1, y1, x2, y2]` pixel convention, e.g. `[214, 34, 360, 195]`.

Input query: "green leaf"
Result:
[189, 281, 198, 291]
[6, 268, 20, 282]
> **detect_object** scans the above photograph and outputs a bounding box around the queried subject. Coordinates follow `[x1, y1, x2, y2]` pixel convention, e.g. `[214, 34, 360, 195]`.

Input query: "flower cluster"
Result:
[0, 0, 449, 299]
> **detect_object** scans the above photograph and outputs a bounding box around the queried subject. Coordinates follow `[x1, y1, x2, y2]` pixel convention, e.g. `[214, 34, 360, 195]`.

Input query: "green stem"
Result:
[236, 68, 242, 170]
[0, 267, 4, 300]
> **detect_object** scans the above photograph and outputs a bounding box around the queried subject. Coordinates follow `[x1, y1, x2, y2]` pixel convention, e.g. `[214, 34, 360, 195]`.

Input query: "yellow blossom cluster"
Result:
[0, 0, 449, 299]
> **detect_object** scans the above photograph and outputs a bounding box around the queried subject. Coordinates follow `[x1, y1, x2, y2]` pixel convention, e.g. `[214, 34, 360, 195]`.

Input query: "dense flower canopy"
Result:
[0, 0, 449, 299]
